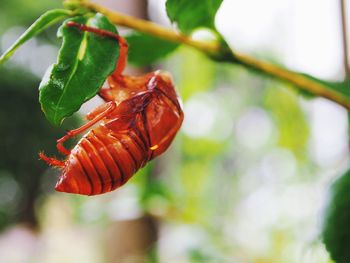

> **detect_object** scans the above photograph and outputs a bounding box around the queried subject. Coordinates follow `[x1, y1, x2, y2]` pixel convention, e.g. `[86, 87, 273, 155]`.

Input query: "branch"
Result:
[80, 1, 220, 55]
[80, 0, 350, 109]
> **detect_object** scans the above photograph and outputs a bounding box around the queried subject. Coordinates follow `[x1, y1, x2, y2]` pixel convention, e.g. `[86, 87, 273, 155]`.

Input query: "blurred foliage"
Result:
[177, 47, 216, 100]
[323, 169, 350, 263]
[0, 0, 62, 35]
[0, 66, 78, 230]
[264, 84, 309, 161]
[0, 7, 75, 234]
[126, 32, 179, 66]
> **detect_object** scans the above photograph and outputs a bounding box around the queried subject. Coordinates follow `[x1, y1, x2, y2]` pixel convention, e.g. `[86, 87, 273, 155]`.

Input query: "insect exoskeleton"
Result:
[56, 71, 183, 195]
[39, 22, 184, 195]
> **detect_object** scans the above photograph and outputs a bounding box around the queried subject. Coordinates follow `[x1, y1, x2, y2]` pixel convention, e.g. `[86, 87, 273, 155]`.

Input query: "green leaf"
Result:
[166, 0, 223, 33]
[39, 13, 120, 126]
[126, 32, 179, 66]
[322, 169, 350, 263]
[0, 9, 71, 65]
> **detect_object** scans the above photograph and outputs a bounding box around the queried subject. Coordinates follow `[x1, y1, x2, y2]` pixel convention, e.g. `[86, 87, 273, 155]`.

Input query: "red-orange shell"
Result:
[55, 71, 183, 195]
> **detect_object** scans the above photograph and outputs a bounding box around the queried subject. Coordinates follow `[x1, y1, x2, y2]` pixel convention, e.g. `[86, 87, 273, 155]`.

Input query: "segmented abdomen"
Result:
[55, 123, 150, 195]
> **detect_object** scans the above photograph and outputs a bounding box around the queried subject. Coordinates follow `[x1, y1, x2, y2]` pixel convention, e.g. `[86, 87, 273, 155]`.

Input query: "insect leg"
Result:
[101, 37, 128, 101]
[39, 152, 65, 167]
[111, 35, 128, 78]
[56, 101, 117, 155]
[66, 21, 128, 77]
[66, 22, 129, 102]
[86, 102, 115, 121]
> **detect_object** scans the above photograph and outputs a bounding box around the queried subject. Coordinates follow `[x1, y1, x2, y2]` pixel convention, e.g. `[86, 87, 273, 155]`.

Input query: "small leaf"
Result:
[0, 9, 71, 65]
[39, 13, 120, 126]
[323, 169, 350, 263]
[126, 32, 178, 66]
[166, 0, 223, 33]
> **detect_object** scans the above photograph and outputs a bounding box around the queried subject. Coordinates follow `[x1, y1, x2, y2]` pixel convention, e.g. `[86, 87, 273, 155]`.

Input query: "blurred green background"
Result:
[0, 0, 347, 262]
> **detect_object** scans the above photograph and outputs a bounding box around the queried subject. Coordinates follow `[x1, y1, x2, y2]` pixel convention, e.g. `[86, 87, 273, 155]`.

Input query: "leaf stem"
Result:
[80, 0, 350, 109]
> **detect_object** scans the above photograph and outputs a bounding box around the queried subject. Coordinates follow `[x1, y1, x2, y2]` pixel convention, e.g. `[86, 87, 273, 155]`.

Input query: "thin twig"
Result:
[80, 0, 350, 109]
[340, 0, 350, 79]
[80, 1, 220, 55]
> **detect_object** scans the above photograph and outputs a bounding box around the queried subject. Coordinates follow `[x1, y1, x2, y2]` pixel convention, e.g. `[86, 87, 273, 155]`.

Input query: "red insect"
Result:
[40, 22, 184, 196]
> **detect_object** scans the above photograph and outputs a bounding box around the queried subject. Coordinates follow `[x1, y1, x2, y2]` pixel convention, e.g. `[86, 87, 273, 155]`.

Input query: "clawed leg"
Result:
[101, 36, 128, 101]
[66, 21, 129, 101]
[67, 21, 128, 101]
[86, 101, 115, 121]
[39, 101, 117, 167]
[39, 152, 65, 167]
[111, 35, 128, 78]
[56, 101, 117, 155]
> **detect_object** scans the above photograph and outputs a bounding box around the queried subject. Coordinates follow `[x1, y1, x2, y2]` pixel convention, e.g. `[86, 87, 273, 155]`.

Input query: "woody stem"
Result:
[77, 0, 350, 109]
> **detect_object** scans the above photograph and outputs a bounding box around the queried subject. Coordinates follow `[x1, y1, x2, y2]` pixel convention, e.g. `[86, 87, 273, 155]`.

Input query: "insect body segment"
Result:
[40, 22, 183, 195]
